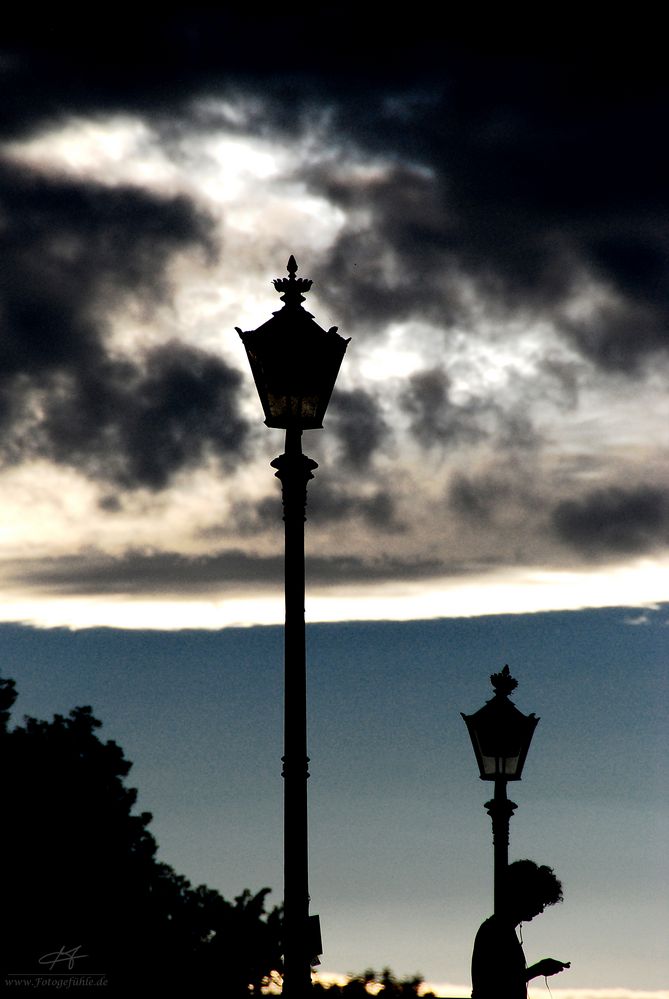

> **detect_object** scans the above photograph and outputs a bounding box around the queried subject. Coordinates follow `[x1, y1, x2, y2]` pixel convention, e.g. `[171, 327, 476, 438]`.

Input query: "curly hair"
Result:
[507, 859, 564, 908]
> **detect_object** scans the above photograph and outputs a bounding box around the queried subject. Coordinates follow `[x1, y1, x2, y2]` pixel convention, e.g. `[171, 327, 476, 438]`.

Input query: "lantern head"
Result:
[461, 665, 539, 781]
[237, 256, 350, 429]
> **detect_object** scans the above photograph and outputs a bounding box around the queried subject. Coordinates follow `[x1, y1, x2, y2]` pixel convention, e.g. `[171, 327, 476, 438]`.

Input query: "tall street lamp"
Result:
[237, 256, 349, 997]
[461, 666, 539, 916]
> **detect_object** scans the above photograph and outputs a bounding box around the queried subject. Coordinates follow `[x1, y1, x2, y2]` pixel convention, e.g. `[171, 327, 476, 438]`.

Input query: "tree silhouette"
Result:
[0, 676, 281, 994]
[312, 968, 435, 996]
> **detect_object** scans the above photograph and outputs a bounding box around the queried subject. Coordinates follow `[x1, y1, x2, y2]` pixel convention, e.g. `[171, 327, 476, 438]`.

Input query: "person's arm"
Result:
[526, 958, 570, 981]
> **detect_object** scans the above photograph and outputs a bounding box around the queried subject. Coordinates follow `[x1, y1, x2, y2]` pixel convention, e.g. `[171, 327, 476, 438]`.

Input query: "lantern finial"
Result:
[272, 255, 313, 307]
[490, 664, 518, 698]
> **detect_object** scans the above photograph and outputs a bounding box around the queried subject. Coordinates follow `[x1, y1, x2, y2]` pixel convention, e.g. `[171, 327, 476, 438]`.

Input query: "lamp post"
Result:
[237, 256, 349, 997]
[461, 666, 539, 917]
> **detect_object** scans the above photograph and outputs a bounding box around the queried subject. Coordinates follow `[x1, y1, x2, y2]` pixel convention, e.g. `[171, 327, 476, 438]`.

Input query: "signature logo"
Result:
[38, 945, 88, 971]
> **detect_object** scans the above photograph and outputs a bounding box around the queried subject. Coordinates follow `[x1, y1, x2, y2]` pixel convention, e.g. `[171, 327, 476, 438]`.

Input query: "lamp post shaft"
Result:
[272, 427, 317, 998]
[485, 779, 517, 917]
[238, 258, 348, 997]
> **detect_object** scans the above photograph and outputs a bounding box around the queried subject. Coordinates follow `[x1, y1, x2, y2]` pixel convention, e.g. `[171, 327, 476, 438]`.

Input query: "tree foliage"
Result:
[0, 676, 281, 994]
[313, 968, 435, 996]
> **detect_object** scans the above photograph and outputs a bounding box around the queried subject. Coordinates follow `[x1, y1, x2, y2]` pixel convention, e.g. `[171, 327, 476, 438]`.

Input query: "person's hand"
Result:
[535, 958, 570, 977]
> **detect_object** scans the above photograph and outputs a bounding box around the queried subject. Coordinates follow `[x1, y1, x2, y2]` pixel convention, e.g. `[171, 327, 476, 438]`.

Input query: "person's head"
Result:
[506, 859, 563, 923]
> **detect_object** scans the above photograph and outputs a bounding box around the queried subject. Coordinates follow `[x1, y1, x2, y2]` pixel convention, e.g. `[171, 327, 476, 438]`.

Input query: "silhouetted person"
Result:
[471, 859, 570, 999]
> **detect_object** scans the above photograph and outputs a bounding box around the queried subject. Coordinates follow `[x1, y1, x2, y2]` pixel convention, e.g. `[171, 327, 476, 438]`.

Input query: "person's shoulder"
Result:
[473, 915, 498, 945]
[474, 914, 518, 948]
[476, 915, 498, 934]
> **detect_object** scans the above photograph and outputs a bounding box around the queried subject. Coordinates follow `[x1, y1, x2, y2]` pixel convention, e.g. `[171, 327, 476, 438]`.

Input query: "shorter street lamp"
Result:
[236, 256, 349, 998]
[461, 666, 539, 917]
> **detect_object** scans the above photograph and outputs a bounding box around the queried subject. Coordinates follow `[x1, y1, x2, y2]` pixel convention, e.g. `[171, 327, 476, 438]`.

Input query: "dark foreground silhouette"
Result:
[471, 860, 570, 999]
[0, 676, 281, 994]
[312, 969, 436, 995]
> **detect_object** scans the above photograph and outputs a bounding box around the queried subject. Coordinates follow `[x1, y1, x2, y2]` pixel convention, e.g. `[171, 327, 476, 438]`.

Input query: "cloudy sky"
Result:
[1, 11, 667, 996]
[1, 12, 668, 627]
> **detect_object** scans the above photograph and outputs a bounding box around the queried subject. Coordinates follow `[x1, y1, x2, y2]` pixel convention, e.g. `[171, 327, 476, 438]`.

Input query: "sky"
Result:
[0, 11, 667, 996]
[3, 611, 667, 997]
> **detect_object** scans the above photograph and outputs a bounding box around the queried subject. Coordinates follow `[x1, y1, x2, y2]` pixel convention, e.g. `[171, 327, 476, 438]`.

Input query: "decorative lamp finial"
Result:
[272, 255, 313, 307]
[490, 664, 518, 698]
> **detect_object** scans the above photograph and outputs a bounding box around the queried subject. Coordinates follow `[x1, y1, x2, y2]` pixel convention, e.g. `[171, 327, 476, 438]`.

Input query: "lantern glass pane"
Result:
[477, 752, 520, 778]
[503, 754, 520, 776]
[481, 755, 497, 776]
[263, 391, 324, 429]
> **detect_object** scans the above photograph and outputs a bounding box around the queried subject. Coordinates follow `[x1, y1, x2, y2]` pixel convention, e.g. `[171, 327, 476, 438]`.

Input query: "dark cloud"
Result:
[447, 467, 546, 550]
[326, 388, 389, 470]
[398, 367, 542, 453]
[221, 496, 282, 537]
[537, 354, 581, 410]
[552, 486, 669, 555]
[36, 342, 247, 489]
[0, 13, 548, 130]
[494, 409, 541, 451]
[296, 51, 669, 372]
[312, 141, 669, 372]
[448, 472, 513, 524]
[0, 162, 210, 374]
[399, 368, 487, 449]
[306, 482, 401, 530]
[6, 547, 447, 596]
[226, 479, 402, 535]
[0, 13, 490, 142]
[0, 161, 248, 487]
[0, 13, 264, 140]
[12, 549, 284, 595]
[98, 495, 122, 513]
[563, 297, 669, 372]
[308, 166, 464, 331]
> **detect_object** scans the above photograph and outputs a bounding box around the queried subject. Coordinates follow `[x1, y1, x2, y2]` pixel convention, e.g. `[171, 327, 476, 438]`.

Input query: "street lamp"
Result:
[237, 256, 349, 997]
[461, 666, 539, 916]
